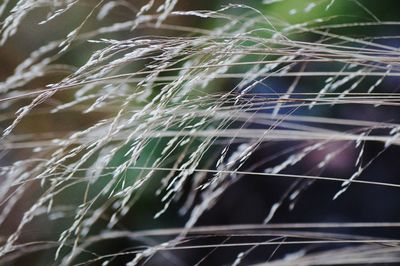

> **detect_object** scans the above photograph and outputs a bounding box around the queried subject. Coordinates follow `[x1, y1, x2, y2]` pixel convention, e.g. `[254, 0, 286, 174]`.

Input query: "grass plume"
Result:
[0, 0, 400, 265]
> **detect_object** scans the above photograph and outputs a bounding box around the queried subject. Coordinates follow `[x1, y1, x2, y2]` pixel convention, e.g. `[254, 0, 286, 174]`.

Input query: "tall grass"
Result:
[1, 0, 400, 265]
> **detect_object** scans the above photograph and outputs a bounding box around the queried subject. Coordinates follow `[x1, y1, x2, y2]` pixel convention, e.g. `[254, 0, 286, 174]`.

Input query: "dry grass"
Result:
[0, 0, 400, 265]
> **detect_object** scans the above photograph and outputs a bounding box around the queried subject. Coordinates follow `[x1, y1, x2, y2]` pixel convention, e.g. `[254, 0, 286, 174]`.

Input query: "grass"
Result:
[0, 0, 400, 265]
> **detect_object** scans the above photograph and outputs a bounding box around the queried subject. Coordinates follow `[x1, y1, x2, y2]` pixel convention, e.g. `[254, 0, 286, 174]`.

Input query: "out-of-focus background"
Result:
[1, 0, 400, 265]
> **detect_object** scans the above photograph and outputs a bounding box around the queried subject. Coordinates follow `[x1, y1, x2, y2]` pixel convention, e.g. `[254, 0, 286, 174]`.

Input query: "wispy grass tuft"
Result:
[1, 0, 400, 265]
